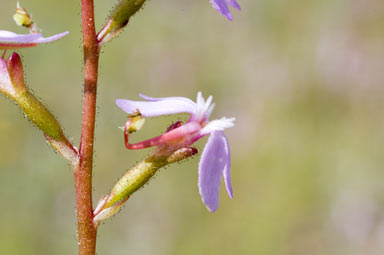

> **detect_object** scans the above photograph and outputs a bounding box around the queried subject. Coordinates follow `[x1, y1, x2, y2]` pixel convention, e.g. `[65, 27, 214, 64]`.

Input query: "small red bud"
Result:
[6, 52, 26, 93]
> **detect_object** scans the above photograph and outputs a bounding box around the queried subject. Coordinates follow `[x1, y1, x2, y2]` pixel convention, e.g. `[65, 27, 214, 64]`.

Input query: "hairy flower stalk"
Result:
[0, 52, 77, 164]
[0, 0, 242, 253]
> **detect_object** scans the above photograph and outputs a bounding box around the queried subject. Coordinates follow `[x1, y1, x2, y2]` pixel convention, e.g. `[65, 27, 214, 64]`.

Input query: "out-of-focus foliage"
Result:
[1, 0, 384, 254]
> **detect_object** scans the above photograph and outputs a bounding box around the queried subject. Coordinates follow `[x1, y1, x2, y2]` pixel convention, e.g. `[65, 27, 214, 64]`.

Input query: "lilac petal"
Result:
[0, 30, 69, 49]
[221, 132, 233, 198]
[116, 98, 196, 117]
[30, 31, 69, 44]
[198, 130, 230, 212]
[0, 30, 41, 42]
[139, 93, 196, 106]
[227, 0, 241, 10]
[210, 0, 233, 20]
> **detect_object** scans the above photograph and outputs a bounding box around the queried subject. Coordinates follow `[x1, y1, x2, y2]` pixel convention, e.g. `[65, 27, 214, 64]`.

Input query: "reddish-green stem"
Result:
[75, 0, 99, 254]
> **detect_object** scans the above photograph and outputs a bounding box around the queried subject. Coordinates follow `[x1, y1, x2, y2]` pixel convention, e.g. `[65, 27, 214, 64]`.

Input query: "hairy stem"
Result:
[75, 0, 99, 254]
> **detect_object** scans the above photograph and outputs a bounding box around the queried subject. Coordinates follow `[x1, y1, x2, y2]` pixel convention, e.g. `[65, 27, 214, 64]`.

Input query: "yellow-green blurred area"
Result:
[1, 0, 384, 254]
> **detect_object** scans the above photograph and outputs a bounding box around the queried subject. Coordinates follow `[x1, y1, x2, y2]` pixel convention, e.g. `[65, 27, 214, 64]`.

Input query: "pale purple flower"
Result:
[210, 0, 241, 20]
[0, 30, 69, 50]
[116, 92, 235, 212]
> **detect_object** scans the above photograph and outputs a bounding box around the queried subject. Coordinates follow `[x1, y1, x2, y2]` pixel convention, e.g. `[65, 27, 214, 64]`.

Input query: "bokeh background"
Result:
[1, 0, 384, 254]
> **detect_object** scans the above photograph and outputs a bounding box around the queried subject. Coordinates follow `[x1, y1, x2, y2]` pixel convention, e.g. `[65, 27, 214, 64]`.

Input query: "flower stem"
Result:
[76, 0, 99, 254]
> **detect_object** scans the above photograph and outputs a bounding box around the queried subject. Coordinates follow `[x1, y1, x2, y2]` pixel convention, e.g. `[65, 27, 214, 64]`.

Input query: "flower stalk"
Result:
[0, 0, 240, 253]
[75, 0, 99, 254]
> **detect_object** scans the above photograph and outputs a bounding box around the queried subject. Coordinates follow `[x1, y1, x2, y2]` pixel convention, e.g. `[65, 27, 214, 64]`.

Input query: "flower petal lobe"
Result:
[0, 30, 69, 49]
[221, 132, 233, 198]
[228, 0, 241, 10]
[210, 0, 233, 20]
[116, 98, 196, 117]
[198, 131, 229, 212]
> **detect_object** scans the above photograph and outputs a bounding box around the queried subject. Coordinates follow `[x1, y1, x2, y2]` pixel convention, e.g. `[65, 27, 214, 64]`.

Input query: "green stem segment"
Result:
[93, 147, 197, 226]
[17, 91, 65, 141]
[17, 91, 78, 164]
[107, 154, 170, 206]
[76, 0, 99, 254]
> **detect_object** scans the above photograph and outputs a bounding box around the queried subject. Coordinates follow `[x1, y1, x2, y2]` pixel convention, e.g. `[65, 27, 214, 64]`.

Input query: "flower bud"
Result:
[167, 147, 198, 164]
[0, 52, 27, 99]
[0, 52, 66, 141]
[6, 52, 27, 95]
[97, 0, 147, 45]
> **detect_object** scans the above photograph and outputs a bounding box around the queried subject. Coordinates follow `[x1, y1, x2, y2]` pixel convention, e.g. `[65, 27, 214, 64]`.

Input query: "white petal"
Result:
[116, 97, 197, 117]
[200, 117, 235, 135]
[139, 93, 196, 105]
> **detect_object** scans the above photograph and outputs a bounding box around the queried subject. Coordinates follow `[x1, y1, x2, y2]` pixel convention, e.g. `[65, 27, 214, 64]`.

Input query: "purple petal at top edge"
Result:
[210, 0, 233, 20]
[139, 93, 196, 106]
[0, 30, 41, 43]
[198, 131, 229, 212]
[115, 98, 196, 117]
[32, 31, 69, 44]
[228, 0, 241, 10]
[220, 131, 233, 198]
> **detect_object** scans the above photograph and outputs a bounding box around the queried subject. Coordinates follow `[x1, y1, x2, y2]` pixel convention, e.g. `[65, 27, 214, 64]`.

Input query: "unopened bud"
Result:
[97, 0, 147, 45]
[0, 52, 66, 141]
[6, 52, 27, 94]
[167, 147, 198, 164]
[0, 52, 27, 99]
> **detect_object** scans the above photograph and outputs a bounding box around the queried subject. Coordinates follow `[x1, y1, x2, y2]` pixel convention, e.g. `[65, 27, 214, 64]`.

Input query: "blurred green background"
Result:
[1, 0, 384, 254]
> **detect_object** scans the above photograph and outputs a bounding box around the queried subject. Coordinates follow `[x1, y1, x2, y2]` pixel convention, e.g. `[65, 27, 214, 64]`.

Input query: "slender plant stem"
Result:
[75, 0, 99, 254]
